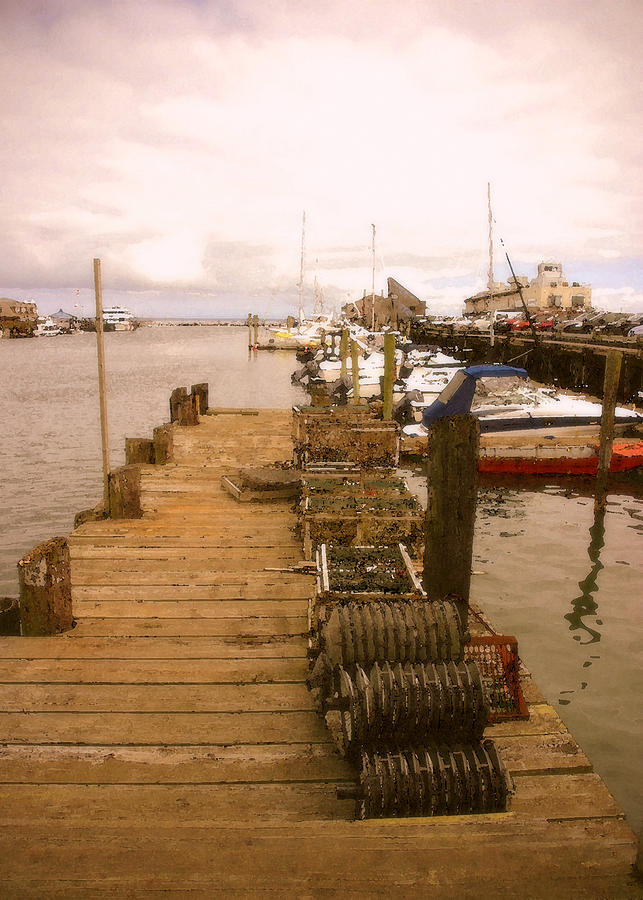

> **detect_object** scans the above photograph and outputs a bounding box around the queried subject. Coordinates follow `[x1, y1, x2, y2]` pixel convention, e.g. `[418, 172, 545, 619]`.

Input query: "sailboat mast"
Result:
[371, 223, 376, 331]
[298, 210, 306, 327]
[488, 183, 495, 345]
[487, 182, 494, 296]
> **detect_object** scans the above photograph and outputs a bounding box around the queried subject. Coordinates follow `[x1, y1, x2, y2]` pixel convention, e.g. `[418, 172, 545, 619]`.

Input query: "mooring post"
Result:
[595, 351, 622, 512]
[340, 329, 349, 377]
[253, 315, 259, 348]
[351, 340, 360, 405]
[93, 258, 110, 516]
[423, 414, 480, 628]
[18, 537, 72, 635]
[382, 332, 395, 420]
[247, 313, 252, 348]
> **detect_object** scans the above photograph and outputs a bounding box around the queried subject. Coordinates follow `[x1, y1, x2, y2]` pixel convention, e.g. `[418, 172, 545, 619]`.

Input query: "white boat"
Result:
[401, 365, 643, 436]
[34, 317, 62, 337]
[103, 306, 135, 331]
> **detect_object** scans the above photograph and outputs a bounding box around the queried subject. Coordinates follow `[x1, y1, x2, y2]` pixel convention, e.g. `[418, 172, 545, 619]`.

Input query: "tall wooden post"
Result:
[252, 315, 259, 348]
[423, 414, 480, 628]
[595, 351, 622, 512]
[247, 313, 252, 348]
[351, 340, 360, 405]
[340, 329, 349, 377]
[382, 332, 395, 420]
[93, 258, 110, 515]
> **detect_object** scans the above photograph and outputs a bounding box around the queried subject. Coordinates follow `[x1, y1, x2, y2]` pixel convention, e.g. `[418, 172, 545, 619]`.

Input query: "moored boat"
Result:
[103, 306, 135, 331]
[400, 364, 643, 473]
[34, 317, 62, 337]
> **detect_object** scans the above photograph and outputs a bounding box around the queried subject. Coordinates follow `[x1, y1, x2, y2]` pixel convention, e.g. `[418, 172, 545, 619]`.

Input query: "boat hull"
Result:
[478, 440, 643, 475]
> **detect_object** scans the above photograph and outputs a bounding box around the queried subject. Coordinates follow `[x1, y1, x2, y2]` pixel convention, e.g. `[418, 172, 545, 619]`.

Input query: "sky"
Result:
[1, 0, 642, 319]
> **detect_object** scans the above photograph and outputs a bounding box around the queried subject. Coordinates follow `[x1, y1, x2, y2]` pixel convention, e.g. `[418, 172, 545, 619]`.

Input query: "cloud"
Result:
[0, 0, 641, 316]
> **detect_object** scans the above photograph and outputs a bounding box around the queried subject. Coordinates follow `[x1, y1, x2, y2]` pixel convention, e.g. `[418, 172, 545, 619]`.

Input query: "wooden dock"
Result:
[1, 411, 640, 897]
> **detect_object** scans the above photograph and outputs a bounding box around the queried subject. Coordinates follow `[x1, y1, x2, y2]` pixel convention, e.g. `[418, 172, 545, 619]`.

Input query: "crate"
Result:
[302, 496, 424, 558]
[291, 404, 373, 447]
[316, 543, 424, 604]
[302, 473, 409, 497]
[464, 635, 529, 721]
[299, 422, 400, 470]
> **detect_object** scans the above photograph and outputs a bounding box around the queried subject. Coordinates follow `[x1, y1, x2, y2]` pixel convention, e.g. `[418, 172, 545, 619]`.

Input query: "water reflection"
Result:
[564, 505, 606, 646]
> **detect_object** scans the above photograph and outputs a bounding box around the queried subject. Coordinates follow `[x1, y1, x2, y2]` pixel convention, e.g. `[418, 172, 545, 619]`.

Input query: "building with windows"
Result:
[464, 263, 591, 316]
[0, 298, 38, 337]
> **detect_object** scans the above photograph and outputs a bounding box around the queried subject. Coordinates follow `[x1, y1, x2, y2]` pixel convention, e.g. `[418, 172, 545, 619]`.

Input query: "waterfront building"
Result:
[342, 277, 427, 329]
[464, 262, 592, 316]
[0, 297, 38, 337]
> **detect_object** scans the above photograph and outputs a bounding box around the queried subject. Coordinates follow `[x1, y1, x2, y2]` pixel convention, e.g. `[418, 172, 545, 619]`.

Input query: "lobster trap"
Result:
[292, 407, 400, 470]
[301, 492, 424, 558]
[339, 742, 514, 819]
[324, 660, 490, 756]
[464, 635, 529, 721]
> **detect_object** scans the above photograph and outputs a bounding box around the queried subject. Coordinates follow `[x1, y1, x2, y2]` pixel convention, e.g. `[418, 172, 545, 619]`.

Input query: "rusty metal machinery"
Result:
[338, 742, 513, 818]
[326, 660, 490, 756]
[315, 598, 466, 668]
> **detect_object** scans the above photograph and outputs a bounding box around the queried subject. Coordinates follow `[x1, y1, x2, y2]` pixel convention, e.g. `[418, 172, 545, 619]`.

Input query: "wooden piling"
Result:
[351, 340, 360, 405]
[93, 258, 110, 516]
[247, 313, 252, 348]
[595, 351, 623, 511]
[422, 414, 480, 627]
[382, 333, 395, 420]
[253, 315, 259, 348]
[191, 383, 209, 416]
[18, 537, 72, 635]
[340, 329, 349, 378]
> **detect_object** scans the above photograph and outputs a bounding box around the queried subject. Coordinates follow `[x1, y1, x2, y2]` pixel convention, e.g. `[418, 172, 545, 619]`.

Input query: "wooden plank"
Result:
[0, 783, 354, 824]
[71, 583, 312, 600]
[0, 819, 638, 898]
[0, 710, 332, 744]
[0, 743, 351, 783]
[69, 543, 302, 558]
[70, 566, 313, 584]
[0, 636, 308, 658]
[71, 599, 307, 618]
[485, 703, 568, 737]
[511, 773, 624, 821]
[70, 616, 308, 637]
[0, 657, 310, 684]
[497, 733, 592, 774]
[0, 683, 316, 713]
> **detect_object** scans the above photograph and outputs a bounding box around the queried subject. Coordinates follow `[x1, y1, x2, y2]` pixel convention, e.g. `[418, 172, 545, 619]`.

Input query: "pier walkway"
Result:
[1, 411, 640, 897]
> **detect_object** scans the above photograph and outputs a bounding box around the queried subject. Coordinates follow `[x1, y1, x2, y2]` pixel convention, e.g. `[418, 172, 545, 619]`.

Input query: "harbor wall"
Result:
[409, 325, 643, 404]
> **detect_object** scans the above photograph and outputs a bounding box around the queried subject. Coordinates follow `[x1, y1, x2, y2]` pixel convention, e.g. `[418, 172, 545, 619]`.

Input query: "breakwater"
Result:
[409, 325, 643, 404]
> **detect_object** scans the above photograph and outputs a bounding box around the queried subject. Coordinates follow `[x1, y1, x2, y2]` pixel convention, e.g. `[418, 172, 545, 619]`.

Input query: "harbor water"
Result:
[0, 325, 641, 836]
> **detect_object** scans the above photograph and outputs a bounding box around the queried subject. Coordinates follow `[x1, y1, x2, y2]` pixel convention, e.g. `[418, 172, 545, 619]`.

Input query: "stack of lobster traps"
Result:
[293, 404, 526, 820]
[307, 542, 520, 819]
[292, 405, 399, 471]
[299, 472, 424, 559]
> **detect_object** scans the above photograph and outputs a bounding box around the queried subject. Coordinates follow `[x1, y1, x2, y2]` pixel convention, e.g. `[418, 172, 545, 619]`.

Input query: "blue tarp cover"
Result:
[421, 364, 528, 427]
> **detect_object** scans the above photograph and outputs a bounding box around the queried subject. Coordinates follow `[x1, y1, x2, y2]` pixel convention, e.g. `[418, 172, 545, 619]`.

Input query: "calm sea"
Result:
[0, 325, 641, 836]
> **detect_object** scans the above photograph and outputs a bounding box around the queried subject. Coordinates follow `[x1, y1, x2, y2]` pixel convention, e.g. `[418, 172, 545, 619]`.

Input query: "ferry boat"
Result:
[103, 306, 135, 331]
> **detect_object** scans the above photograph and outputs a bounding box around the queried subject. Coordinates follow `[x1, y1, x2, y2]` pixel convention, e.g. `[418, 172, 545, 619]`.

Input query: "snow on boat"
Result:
[400, 364, 643, 474]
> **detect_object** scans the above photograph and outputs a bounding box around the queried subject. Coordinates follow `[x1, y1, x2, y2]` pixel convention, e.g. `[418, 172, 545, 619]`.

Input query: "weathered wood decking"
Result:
[1, 411, 640, 897]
